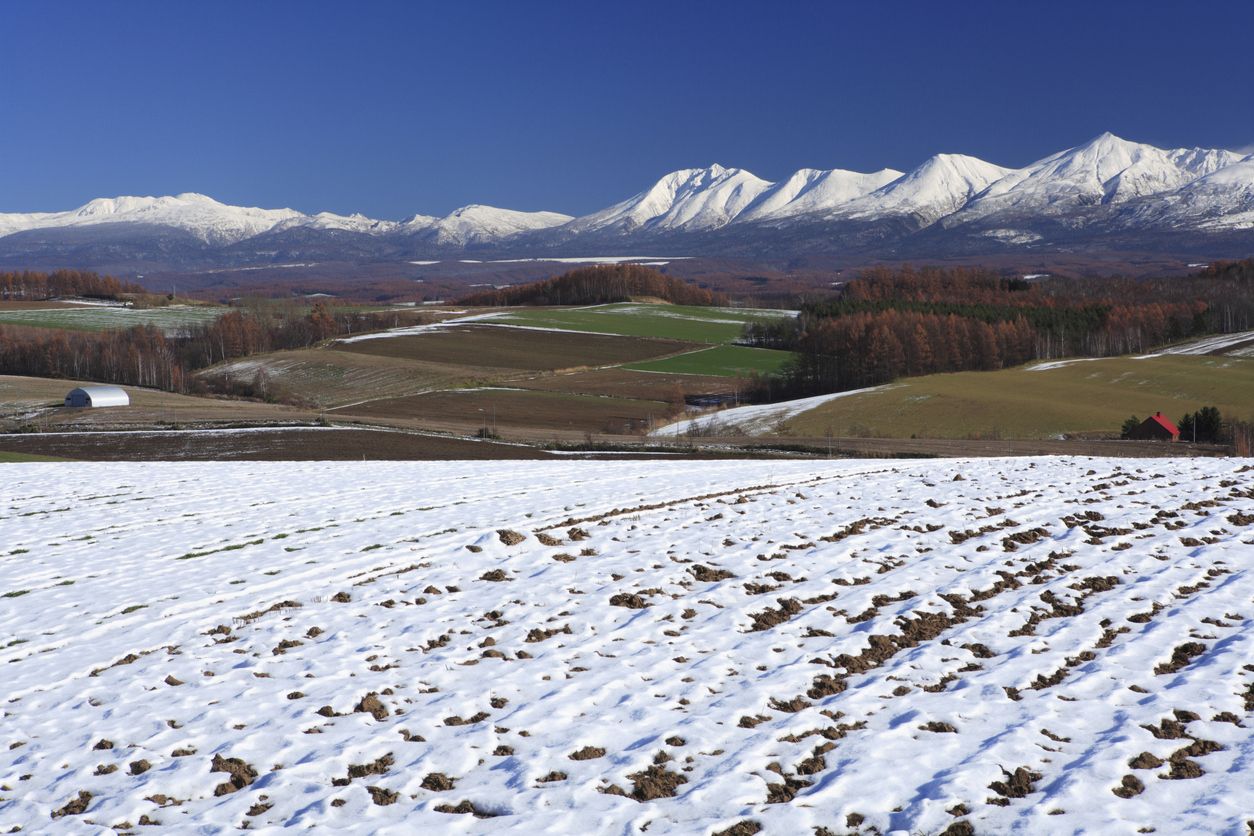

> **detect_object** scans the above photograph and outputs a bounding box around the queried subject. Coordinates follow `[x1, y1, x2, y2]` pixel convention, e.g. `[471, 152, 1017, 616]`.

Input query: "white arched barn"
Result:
[64, 386, 130, 408]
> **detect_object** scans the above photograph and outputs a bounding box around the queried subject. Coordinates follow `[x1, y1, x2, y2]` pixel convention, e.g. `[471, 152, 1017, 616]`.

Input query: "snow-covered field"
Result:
[651, 386, 895, 437]
[2, 458, 1252, 834]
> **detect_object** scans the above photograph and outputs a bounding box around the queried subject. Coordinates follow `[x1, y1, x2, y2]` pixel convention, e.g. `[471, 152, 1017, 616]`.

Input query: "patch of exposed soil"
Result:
[210, 755, 258, 796]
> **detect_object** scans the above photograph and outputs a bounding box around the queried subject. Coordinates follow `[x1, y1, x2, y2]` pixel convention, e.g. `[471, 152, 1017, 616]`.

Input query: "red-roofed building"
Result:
[1128, 411, 1180, 442]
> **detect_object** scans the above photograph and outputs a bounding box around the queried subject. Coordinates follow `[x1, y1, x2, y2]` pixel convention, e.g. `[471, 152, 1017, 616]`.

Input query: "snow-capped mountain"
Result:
[562, 165, 774, 234]
[959, 132, 1246, 220]
[736, 167, 904, 223]
[407, 205, 574, 246]
[0, 193, 305, 245]
[0, 133, 1251, 272]
[834, 154, 1013, 226]
[1112, 156, 1254, 232]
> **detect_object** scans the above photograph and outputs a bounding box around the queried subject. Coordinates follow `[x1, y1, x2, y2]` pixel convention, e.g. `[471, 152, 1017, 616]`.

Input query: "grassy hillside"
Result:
[782, 355, 1254, 439]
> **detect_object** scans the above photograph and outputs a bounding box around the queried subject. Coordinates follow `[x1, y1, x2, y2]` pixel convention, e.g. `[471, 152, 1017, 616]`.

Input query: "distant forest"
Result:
[457, 264, 728, 307]
[741, 260, 1254, 399]
[0, 269, 146, 301]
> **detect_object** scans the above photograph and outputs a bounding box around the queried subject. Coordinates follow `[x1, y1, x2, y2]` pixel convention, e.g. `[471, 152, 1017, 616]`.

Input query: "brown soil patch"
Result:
[537, 771, 568, 783]
[611, 762, 689, 802]
[497, 529, 526, 545]
[1154, 642, 1207, 675]
[713, 821, 763, 836]
[210, 755, 258, 796]
[988, 766, 1042, 800]
[421, 772, 457, 792]
[1129, 752, 1164, 769]
[747, 598, 803, 632]
[1112, 774, 1145, 798]
[333, 753, 394, 786]
[525, 625, 572, 643]
[569, 746, 607, 761]
[609, 592, 650, 609]
[51, 791, 93, 818]
[367, 785, 399, 805]
[354, 693, 389, 720]
[434, 799, 500, 818]
[691, 564, 736, 582]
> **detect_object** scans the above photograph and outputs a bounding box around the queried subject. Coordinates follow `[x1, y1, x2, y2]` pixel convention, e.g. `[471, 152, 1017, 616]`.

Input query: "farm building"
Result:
[1127, 411, 1179, 442]
[64, 386, 130, 408]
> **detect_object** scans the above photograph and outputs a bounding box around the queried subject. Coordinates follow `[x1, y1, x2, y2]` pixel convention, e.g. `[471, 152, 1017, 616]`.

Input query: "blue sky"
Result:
[2, 0, 1252, 218]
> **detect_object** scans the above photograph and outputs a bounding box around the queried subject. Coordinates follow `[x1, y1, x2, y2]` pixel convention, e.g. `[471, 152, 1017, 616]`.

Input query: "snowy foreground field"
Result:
[2, 459, 1252, 834]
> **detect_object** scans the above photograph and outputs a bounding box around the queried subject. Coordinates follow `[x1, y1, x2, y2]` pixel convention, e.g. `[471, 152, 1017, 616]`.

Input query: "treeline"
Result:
[0, 303, 423, 399]
[0, 269, 146, 301]
[741, 262, 1254, 400]
[458, 264, 728, 307]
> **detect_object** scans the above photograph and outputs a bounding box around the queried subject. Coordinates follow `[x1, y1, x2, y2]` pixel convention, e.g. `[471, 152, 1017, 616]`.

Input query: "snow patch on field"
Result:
[334, 312, 502, 343]
[1027, 357, 1108, 372]
[651, 385, 895, 436]
[1157, 329, 1254, 355]
[1, 458, 1252, 834]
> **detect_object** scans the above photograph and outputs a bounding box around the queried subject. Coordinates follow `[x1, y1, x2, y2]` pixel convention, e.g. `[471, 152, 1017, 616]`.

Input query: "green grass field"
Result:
[0, 306, 229, 333]
[487, 303, 794, 344]
[625, 345, 792, 378]
[782, 355, 1254, 440]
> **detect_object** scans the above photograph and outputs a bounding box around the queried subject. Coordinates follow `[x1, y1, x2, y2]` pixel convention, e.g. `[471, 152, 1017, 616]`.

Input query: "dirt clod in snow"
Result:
[609, 592, 650, 609]
[497, 530, 526, 546]
[210, 755, 258, 796]
[421, 772, 456, 791]
[51, 790, 93, 818]
[1154, 642, 1206, 675]
[354, 693, 389, 720]
[988, 766, 1042, 800]
[569, 746, 606, 761]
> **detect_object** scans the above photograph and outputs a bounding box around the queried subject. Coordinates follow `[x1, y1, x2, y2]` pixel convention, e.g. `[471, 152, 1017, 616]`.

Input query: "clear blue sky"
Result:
[2, 0, 1252, 219]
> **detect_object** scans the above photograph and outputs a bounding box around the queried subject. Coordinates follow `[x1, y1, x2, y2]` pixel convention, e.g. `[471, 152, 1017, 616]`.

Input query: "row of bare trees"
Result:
[0, 269, 145, 301]
[458, 264, 727, 307]
[0, 303, 421, 398]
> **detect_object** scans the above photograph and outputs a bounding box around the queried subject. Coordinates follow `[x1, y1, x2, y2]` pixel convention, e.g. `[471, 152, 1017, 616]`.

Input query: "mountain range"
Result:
[1, 132, 1251, 273]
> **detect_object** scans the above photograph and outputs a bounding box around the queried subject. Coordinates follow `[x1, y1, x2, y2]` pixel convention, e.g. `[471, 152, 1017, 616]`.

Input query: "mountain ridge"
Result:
[1, 133, 1251, 270]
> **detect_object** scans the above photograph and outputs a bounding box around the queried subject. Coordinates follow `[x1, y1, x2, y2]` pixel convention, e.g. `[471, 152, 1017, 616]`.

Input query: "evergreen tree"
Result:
[1195, 406, 1223, 443]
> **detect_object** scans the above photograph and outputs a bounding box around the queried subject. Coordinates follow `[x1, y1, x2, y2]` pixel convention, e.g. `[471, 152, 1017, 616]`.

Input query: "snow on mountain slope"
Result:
[564, 165, 773, 234]
[961, 133, 1245, 220]
[1115, 156, 1254, 231]
[0, 193, 305, 245]
[834, 154, 1014, 226]
[0, 134, 1248, 255]
[1, 458, 1251, 834]
[292, 212, 401, 235]
[419, 205, 575, 246]
[736, 167, 904, 222]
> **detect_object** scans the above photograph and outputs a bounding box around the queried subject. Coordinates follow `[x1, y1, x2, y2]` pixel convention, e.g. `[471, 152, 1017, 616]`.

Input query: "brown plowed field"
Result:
[333, 388, 672, 435]
[512, 367, 733, 401]
[336, 325, 693, 370]
[0, 427, 552, 461]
